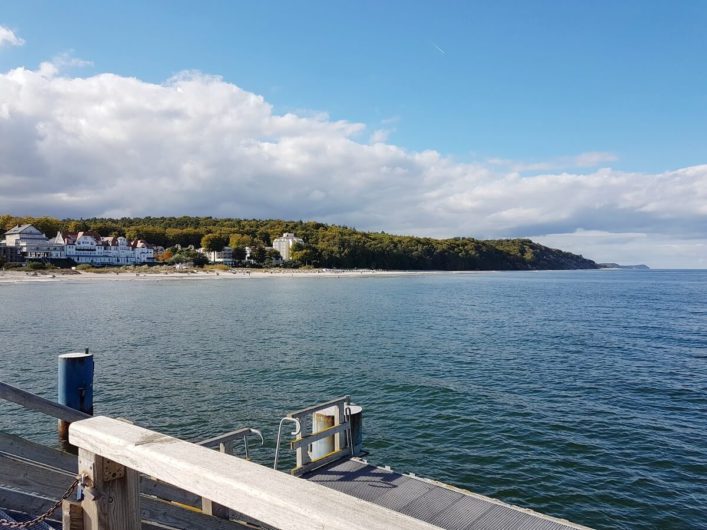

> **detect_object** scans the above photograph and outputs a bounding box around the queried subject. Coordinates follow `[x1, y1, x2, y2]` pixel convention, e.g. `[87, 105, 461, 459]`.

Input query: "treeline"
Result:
[0, 214, 597, 270]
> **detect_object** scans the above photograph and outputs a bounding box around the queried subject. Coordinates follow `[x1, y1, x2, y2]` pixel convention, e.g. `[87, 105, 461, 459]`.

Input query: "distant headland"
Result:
[598, 263, 651, 270]
[1, 214, 599, 271]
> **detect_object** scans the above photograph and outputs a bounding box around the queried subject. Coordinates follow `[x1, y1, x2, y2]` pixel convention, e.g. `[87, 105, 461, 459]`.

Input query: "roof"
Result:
[4, 224, 41, 236]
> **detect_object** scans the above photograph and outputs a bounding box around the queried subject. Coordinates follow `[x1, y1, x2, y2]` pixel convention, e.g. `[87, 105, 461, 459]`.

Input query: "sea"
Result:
[0, 270, 705, 530]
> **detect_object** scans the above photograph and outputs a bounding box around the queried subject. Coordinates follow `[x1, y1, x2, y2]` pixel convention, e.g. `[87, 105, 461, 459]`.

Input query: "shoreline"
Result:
[0, 268, 480, 284]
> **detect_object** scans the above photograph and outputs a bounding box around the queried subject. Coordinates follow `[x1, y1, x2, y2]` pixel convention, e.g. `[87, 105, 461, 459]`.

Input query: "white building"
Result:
[56, 231, 155, 265]
[272, 233, 304, 261]
[3, 224, 64, 259]
[2, 224, 156, 265]
[199, 246, 235, 266]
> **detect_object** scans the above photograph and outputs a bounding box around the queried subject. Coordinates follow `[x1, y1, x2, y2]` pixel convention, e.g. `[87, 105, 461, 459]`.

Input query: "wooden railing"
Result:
[69, 416, 437, 530]
[0, 381, 90, 422]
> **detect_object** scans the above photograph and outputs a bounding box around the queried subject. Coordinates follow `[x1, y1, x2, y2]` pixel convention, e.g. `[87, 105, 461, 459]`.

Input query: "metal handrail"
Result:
[242, 428, 264, 460]
[273, 417, 301, 470]
[344, 405, 354, 456]
[199, 427, 264, 460]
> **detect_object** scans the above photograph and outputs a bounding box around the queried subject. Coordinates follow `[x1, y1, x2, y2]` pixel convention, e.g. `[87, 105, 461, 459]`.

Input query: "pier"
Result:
[1, 368, 591, 529]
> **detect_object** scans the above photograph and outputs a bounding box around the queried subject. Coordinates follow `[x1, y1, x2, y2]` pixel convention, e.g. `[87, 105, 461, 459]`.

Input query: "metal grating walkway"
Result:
[304, 458, 591, 530]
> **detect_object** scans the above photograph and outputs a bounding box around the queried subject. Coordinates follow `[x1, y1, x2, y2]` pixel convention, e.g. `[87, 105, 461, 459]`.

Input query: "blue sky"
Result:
[1, 2, 706, 267]
[3, 1, 706, 171]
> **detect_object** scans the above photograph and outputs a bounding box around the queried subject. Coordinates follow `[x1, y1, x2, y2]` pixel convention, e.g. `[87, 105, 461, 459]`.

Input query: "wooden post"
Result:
[201, 498, 230, 519]
[58, 351, 94, 446]
[62, 499, 85, 530]
[78, 448, 140, 530]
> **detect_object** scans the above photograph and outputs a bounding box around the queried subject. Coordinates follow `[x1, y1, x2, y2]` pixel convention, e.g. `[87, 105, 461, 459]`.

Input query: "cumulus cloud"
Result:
[0, 64, 705, 267]
[0, 26, 24, 47]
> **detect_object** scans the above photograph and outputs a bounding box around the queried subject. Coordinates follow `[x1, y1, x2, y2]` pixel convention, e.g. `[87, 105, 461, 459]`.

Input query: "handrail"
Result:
[199, 427, 264, 460]
[273, 417, 301, 471]
[0, 381, 90, 422]
[286, 395, 350, 419]
[70, 416, 437, 530]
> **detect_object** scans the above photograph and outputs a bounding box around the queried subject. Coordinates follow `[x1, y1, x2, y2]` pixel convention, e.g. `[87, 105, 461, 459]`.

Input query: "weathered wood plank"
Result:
[0, 431, 76, 472]
[71, 416, 439, 530]
[141, 495, 252, 530]
[62, 499, 85, 530]
[0, 382, 91, 422]
[0, 485, 243, 530]
[140, 476, 201, 507]
[0, 431, 205, 508]
[0, 486, 62, 524]
[0, 453, 75, 499]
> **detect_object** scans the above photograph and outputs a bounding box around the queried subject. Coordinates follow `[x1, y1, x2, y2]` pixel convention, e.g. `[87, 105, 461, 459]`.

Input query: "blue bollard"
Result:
[58, 350, 94, 444]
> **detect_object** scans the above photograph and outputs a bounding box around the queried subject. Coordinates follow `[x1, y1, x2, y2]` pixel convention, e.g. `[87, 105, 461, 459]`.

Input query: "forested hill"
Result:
[0, 215, 597, 270]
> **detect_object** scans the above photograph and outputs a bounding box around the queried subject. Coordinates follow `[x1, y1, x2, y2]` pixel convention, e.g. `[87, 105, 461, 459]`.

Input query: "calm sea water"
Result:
[1, 270, 705, 529]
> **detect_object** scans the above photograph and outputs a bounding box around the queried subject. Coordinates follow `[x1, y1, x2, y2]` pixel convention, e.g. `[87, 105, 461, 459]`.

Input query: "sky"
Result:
[0, 1, 706, 268]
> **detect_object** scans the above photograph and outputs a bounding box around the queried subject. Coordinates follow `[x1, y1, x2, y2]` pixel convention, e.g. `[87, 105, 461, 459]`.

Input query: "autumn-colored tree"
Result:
[67, 220, 90, 233]
[156, 249, 174, 262]
[19, 216, 62, 237]
[229, 233, 254, 248]
[0, 215, 19, 231]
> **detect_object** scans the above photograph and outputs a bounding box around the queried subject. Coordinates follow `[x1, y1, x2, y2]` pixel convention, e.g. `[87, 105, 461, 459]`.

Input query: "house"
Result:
[272, 233, 304, 261]
[199, 246, 235, 266]
[3, 224, 65, 259]
[57, 231, 155, 265]
[1, 224, 157, 266]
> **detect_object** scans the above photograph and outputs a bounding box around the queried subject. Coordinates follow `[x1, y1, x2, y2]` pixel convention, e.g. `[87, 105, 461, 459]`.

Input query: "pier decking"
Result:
[305, 458, 590, 530]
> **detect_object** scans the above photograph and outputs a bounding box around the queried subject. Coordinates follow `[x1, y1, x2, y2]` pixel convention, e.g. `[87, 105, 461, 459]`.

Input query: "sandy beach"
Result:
[0, 268, 451, 284]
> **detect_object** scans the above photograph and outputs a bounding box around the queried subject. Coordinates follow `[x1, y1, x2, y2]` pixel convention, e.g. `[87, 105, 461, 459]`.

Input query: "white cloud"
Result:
[573, 151, 618, 167]
[533, 230, 707, 269]
[369, 129, 391, 144]
[37, 53, 94, 78]
[0, 26, 24, 47]
[487, 151, 618, 172]
[0, 64, 705, 267]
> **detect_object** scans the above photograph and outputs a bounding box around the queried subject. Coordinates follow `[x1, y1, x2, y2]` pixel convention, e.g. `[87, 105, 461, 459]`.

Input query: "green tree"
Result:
[232, 246, 247, 261]
[265, 248, 282, 264]
[249, 244, 267, 263]
[201, 234, 226, 253]
[166, 228, 204, 247]
[192, 254, 209, 268]
[290, 242, 319, 266]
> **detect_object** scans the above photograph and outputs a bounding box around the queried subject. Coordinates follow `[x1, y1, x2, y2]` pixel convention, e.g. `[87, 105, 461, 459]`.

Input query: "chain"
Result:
[0, 477, 80, 528]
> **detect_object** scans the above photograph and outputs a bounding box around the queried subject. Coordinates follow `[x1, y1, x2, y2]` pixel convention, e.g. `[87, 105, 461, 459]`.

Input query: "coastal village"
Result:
[0, 224, 304, 268]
